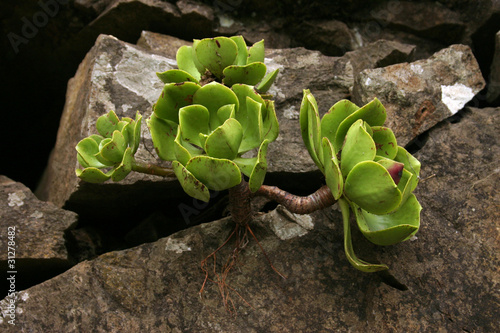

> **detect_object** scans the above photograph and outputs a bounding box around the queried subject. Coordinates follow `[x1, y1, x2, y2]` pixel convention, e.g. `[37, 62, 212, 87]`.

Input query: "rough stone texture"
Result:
[291, 19, 358, 56]
[136, 30, 191, 58]
[352, 44, 486, 147]
[0, 175, 78, 295]
[2, 107, 498, 331]
[36, 34, 183, 210]
[368, 1, 465, 44]
[487, 30, 500, 104]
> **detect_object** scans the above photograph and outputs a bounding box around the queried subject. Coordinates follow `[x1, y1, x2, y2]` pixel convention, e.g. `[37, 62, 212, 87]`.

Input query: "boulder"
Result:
[1, 106, 498, 332]
[0, 175, 77, 297]
[352, 44, 486, 147]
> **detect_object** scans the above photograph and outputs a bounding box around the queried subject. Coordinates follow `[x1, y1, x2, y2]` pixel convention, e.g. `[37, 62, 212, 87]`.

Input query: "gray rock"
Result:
[0, 176, 77, 262]
[352, 44, 486, 147]
[368, 1, 465, 44]
[1, 106, 498, 331]
[136, 30, 191, 58]
[0, 175, 77, 297]
[487, 30, 500, 104]
[291, 19, 358, 56]
[36, 34, 183, 210]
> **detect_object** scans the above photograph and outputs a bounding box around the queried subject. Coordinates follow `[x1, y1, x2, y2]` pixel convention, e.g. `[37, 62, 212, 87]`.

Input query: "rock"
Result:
[291, 19, 358, 56]
[343, 39, 416, 77]
[136, 31, 191, 58]
[352, 44, 486, 147]
[367, 1, 465, 44]
[36, 34, 183, 211]
[487, 30, 500, 104]
[2, 105, 498, 331]
[0, 175, 78, 297]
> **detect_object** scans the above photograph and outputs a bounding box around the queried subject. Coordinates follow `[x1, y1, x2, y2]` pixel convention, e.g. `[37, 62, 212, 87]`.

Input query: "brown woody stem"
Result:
[132, 161, 174, 177]
[228, 178, 253, 226]
[255, 184, 336, 214]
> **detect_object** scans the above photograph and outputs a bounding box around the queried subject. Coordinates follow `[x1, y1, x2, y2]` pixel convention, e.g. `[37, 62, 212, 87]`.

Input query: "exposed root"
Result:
[199, 221, 286, 313]
[199, 224, 254, 314]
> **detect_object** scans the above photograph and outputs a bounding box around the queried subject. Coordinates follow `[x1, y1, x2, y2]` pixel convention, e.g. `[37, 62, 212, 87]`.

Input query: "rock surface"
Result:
[0, 176, 78, 296]
[1, 107, 498, 332]
[352, 44, 486, 146]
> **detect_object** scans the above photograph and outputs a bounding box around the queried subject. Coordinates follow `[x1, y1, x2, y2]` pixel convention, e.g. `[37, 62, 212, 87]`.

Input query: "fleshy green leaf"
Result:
[255, 68, 279, 93]
[100, 130, 127, 164]
[193, 82, 239, 131]
[239, 97, 263, 153]
[233, 156, 257, 177]
[76, 167, 112, 183]
[186, 156, 242, 191]
[353, 194, 421, 246]
[179, 105, 210, 147]
[156, 69, 199, 84]
[217, 104, 236, 124]
[96, 110, 120, 138]
[248, 139, 269, 192]
[247, 39, 264, 64]
[299, 90, 323, 172]
[172, 160, 210, 202]
[176, 45, 202, 81]
[334, 98, 386, 153]
[395, 146, 421, 191]
[322, 137, 343, 200]
[130, 111, 142, 154]
[147, 113, 178, 161]
[174, 131, 193, 166]
[320, 99, 359, 145]
[153, 82, 200, 123]
[372, 126, 398, 159]
[111, 147, 133, 182]
[261, 99, 279, 143]
[344, 161, 402, 215]
[340, 119, 376, 176]
[339, 199, 388, 272]
[223, 62, 267, 86]
[195, 37, 238, 78]
[76, 137, 107, 169]
[204, 118, 243, 160]
[231, 84, 265, 131]
[230, 36, 248, 66]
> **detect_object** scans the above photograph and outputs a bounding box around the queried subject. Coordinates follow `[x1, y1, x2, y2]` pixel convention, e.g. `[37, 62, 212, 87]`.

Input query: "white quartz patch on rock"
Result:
[441, 83, 475, 115]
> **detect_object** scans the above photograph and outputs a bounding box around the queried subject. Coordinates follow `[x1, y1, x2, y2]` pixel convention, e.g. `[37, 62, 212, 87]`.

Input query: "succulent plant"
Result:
[75, 110, 142, 183]
[149, 80, 279, 202]
[300, 89, 422, 271]
[156, 36, 279, 92]
[148, 36, 280, 202]
[75, 35, 423, 277]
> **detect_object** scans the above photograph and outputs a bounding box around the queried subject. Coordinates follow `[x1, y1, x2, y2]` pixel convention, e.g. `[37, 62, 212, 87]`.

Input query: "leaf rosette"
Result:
[300, 90, 422, 271]
[75, 110, 142, 183]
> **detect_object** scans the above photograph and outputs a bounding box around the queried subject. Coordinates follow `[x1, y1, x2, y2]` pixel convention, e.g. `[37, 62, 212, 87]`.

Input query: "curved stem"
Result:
[131, 161, 174, 177]
[255, 184, 336, 214]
